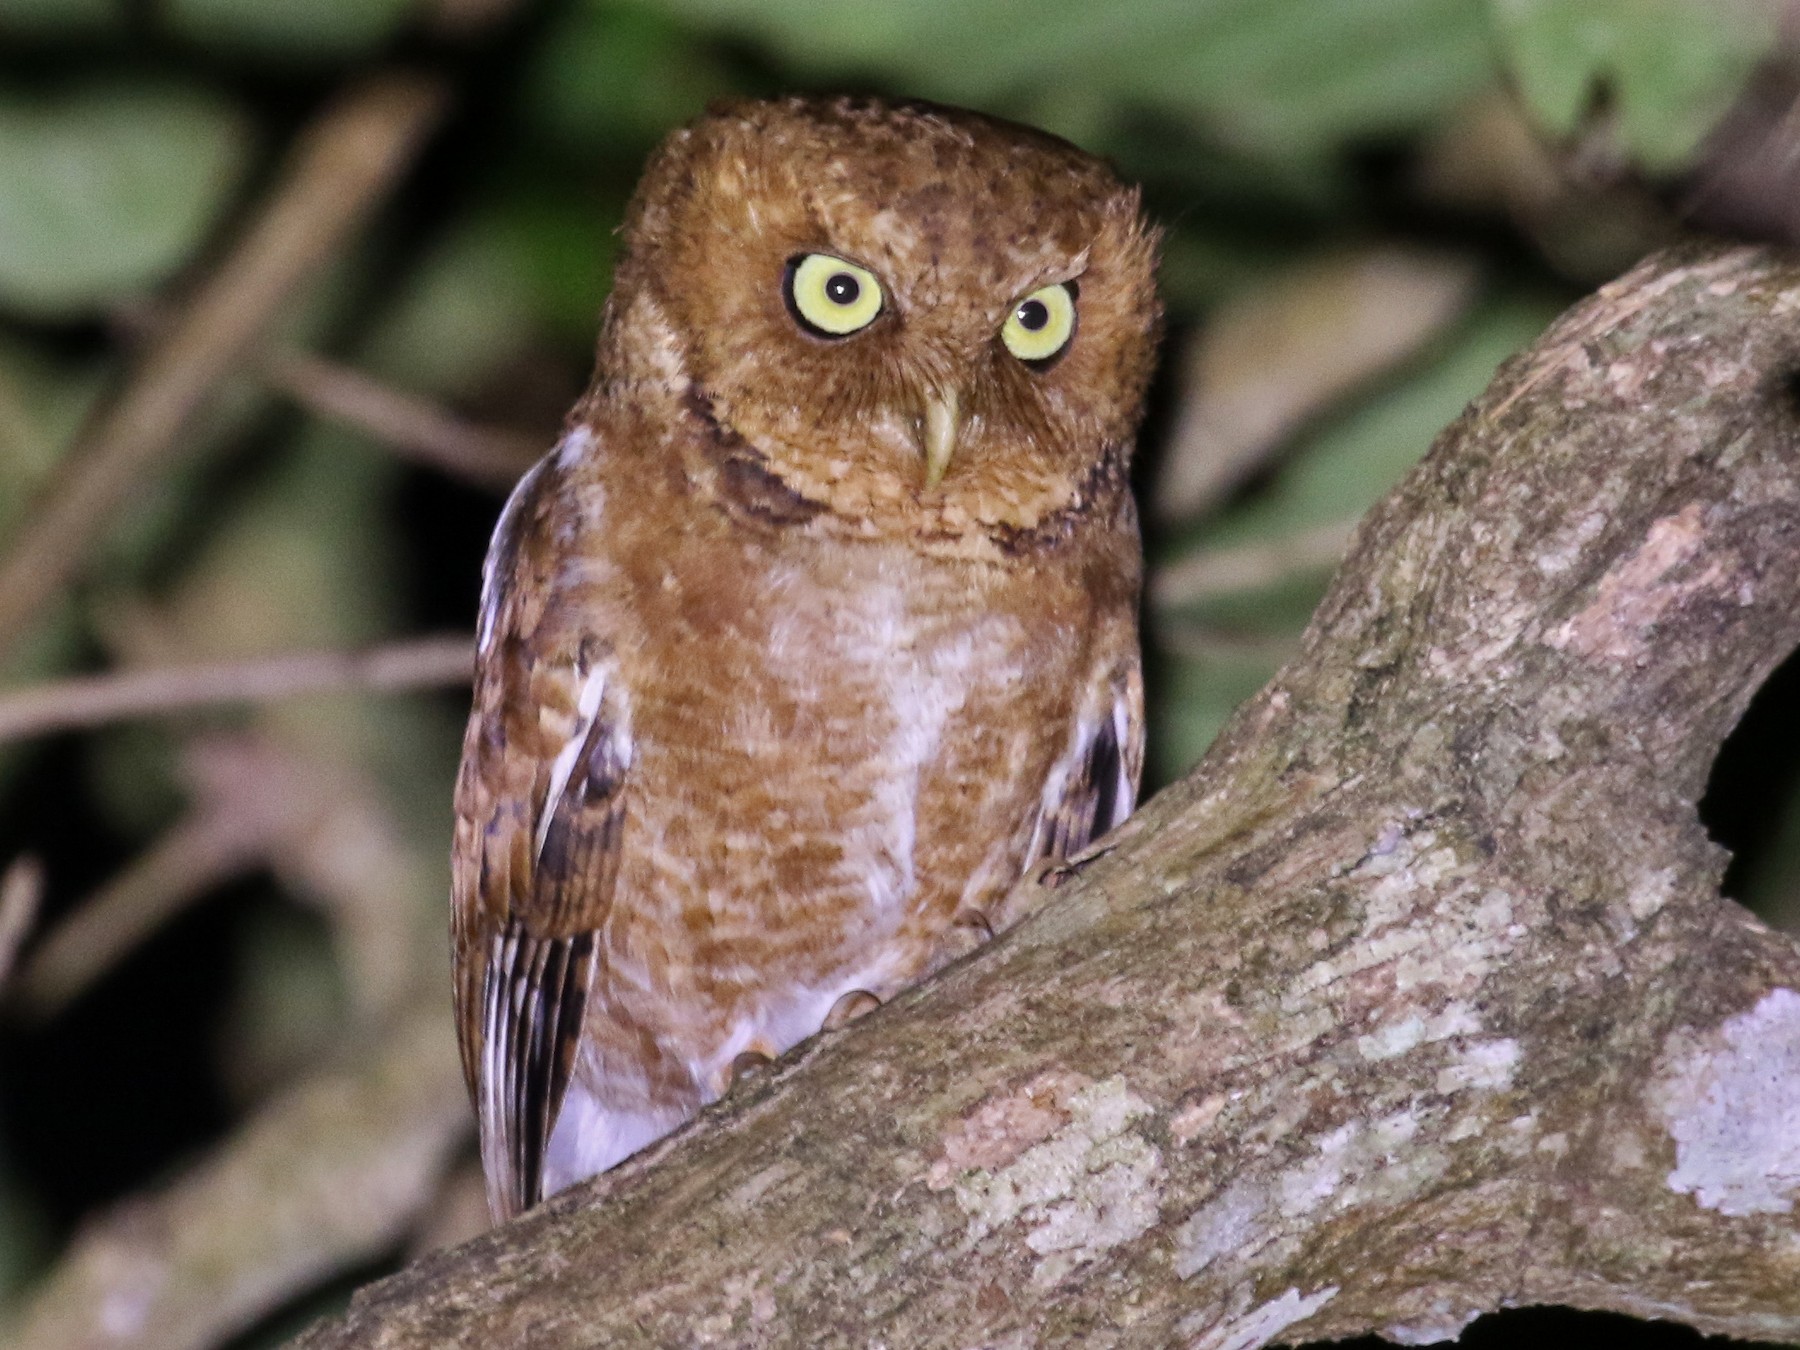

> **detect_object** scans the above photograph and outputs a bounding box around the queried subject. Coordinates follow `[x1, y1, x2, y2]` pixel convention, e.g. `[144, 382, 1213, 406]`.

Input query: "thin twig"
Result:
[0, 856, 43, 998]
[0, 360, 44, 474]
[8, 720, 456, 1019]
[0, 634, 473, 744]
[0, 74, 449, 665]
[10, 816, 258, 1020]
[262, 347, 539, 490]
[104, 306, 541, 492]
[1149, 517, 1359, 611]
[1, 1003, 470, 1350]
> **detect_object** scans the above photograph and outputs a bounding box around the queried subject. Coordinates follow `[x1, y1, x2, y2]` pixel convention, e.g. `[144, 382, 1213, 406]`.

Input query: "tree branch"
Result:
[104, 305, 542, 492]
[2, 1005, 468, 1350]
[294, 244, 1800, 1348]
[0, 75, 448, 665]
[259, 349, 538, 491]
[0, 635, 471, 744]
[10, 807, 259, 1022]
[0, 857, 41, 999]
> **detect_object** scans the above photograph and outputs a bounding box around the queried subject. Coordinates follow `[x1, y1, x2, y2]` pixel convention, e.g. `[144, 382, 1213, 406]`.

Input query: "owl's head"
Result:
[596, 95, 1161, 547]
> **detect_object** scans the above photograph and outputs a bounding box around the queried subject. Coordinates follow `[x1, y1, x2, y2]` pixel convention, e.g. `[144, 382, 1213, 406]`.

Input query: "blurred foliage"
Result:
[163, 0, 423, 60]
[0, 83, 252, 318]
[0, 0, 121, 37]
[647, 0, 1499, 158]
[1490, 0, 1778, 170]
[523, 2, 741, 148]
[0, 0, 1791, 1344]
[0, 337, 101, 537]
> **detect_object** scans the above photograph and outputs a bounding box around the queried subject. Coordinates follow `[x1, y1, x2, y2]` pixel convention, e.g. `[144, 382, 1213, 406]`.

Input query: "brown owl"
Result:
[452, 94, 1161, 1221]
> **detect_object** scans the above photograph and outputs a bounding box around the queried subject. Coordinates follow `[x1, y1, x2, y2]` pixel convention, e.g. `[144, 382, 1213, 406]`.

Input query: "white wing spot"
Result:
[536, 662, 610, 858]
[556, 425, 595, 469]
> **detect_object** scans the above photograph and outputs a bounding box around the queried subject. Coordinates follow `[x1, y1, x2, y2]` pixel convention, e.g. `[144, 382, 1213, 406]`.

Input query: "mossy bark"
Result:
[297, 244, 1800, 1349]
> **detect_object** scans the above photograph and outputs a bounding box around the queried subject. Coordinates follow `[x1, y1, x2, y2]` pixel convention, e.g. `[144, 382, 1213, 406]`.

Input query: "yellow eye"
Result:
[784, 253, 883, 337]
[1001, 281, 1077, 367]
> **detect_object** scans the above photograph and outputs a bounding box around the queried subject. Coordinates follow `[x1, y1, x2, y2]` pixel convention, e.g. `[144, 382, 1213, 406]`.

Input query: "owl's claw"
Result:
[920, 906, 997, 976]
[922, 866, 1090, 978]
[822, 989, 881, 1030]
[729, 1048, 774, 1087]
[714, 1035, 781, 1095]
[954, 908, 997, 943]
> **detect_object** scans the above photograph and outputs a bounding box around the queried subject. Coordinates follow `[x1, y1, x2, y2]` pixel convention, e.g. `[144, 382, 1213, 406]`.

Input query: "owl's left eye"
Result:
[784, 254, 884, 338]
[1001, 281, 1077, 368]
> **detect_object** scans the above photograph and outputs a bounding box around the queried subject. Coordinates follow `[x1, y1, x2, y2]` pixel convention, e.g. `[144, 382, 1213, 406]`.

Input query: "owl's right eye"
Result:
[784, 254, 884, 337]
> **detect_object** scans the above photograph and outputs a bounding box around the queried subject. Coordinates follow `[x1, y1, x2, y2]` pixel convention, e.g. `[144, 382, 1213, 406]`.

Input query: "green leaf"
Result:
[525, 2, 743, 151]
[1488, 0, 1777, 171]
[360, 211, 545, 398]
[160, 0, 420, 60]
[1194, 290, 1564, 552]
[0, 83, 252, 318]
[0, 0, 122, 35]
[1078, 0, 1495, 157]
[642, 0, 1498, 162]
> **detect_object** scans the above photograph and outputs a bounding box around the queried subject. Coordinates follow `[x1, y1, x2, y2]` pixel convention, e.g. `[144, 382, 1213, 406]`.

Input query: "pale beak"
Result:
[921, 389, 960, 490]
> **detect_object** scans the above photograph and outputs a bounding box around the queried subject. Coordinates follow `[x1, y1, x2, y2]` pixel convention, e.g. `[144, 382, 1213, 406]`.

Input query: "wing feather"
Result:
[452, 444, 631, 1220]
[1027, 665, 1143, 868]
[480, 923, 600, 1217]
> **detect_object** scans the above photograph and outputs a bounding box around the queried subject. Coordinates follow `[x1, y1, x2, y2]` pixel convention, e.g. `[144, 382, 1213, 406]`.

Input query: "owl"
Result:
[452, 95, 1161, 1221]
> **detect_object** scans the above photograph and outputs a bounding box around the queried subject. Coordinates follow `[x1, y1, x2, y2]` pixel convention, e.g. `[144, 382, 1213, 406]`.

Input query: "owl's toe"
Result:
[728, 1047, 774, 1088]
[919, 907, 996, 976]
[716, 1036, 781, 1095]
[953, 907, 996, 942]
[822, 989, 881, 1031]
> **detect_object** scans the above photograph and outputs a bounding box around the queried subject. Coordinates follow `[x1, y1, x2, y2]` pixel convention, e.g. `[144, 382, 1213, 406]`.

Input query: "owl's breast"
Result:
[614, 528, 1081, 972]
[560, 439, 1115, 1117]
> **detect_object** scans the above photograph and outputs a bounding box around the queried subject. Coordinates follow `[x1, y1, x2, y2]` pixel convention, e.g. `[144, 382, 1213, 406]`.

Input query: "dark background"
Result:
[0, 1, 1795, 1344]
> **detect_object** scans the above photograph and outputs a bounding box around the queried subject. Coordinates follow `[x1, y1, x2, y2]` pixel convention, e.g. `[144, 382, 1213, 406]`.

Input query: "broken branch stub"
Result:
[295, 243, 1800, 1349]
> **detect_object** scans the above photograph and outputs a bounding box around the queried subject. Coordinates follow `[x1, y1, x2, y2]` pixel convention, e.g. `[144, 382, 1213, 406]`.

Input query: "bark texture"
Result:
[296, 244, 1800, 1348]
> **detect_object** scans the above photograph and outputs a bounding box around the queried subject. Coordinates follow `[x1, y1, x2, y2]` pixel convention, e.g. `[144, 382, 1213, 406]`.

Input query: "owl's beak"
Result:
[921, 389, 960, 490]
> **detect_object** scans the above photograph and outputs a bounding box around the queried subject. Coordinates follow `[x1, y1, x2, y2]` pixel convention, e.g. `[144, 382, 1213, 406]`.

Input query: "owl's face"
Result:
[597, 96, 1162, 544]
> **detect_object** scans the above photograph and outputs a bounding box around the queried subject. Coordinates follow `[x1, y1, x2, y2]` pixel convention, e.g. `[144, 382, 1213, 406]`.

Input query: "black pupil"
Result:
[1018, 298, 1050, 331]
[826, 272, 860, 305]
